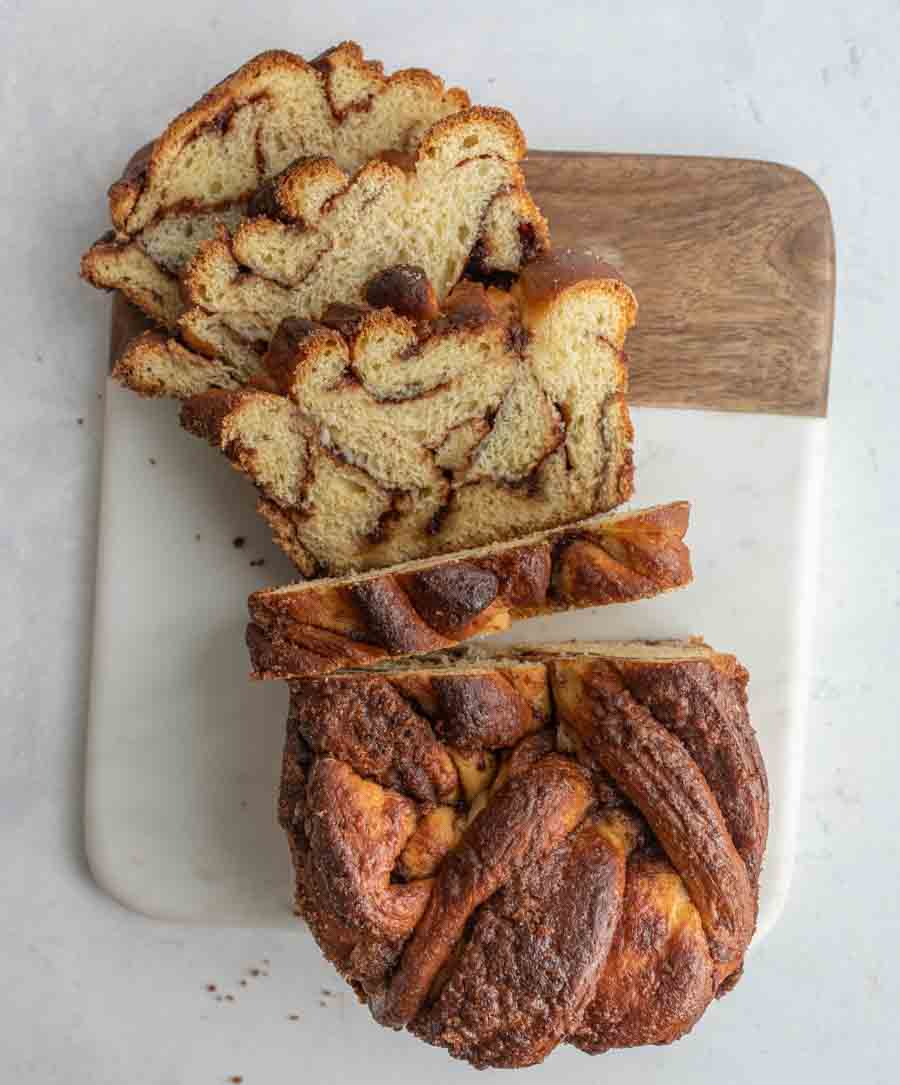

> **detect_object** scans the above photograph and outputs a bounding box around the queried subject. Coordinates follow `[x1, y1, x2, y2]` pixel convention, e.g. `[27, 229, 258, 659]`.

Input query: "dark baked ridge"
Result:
[81, 43, 472, 328]
[279, 640, 769, 1068]
[247, 502, 692, 677]
[180, 251, 637, 576]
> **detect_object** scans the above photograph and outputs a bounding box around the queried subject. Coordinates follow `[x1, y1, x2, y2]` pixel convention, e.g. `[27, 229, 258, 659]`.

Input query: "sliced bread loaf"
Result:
[180, 250, 637, 576]
[247, 502, 691, 677]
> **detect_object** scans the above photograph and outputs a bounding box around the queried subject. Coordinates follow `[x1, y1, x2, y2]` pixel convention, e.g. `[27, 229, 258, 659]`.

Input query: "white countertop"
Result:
[3, 2, 898, 1082]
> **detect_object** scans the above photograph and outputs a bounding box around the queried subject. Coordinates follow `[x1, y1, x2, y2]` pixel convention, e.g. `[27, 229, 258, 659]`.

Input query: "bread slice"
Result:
[82, 40, 548, 386]
[82, 44, 471, 328]
[180, 250, 637, 575]
[278, 638, 768, 1067]
[174, 105, 546, 376]
[102, 106, 547, 398]
[247, 502, 691, 677]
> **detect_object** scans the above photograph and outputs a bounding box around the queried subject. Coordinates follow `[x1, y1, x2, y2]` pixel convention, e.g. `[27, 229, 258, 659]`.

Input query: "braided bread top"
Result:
[278, 642, 768, 1069]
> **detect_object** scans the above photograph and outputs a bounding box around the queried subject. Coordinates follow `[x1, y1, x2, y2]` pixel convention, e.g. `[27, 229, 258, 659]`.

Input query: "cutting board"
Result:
[86, 153, 833, 934]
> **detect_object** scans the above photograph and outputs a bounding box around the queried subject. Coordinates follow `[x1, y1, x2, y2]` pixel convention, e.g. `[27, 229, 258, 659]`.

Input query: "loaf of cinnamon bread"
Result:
[279, 639, 768, 1068]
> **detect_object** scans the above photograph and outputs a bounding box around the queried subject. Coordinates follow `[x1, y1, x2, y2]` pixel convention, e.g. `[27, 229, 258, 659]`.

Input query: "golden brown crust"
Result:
[572, 849, 715, 1052]
[246, 503, 692, 678]
[517, 248, 638, 347]
[279, 643, 768, 1068]
[288, 676, 458, 804]
[411, 814, 630, 1068]
[80, 235, 181, 329]
[112, 332, 250, 398]
[372, 754, 595, 1029]
[301, 758, 432, 987]
[428, 672, 546, 749]
[614, 655, 768, 888]
[364, 265, 440, 321]
[550, 660, 756, 978]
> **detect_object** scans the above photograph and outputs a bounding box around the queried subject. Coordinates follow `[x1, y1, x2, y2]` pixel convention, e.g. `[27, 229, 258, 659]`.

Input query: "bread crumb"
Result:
[288, 1013, 300, 1021]
[249, 558, 265, 567]
[224, 994, 235, 1002]
[195, 533, 201, 541]
[148, 457, 157, 465]
[233, 536, 246, 549]
[76, 417, 84, 425]
[250, 968, 261, 977]
[229, 1077, 243, 1083]
[318, 999, 328, 1007]
[206, 983, 217, 992]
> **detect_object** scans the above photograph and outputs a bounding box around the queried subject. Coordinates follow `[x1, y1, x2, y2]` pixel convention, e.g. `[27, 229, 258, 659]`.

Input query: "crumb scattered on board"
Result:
[232, 536, 246, 549]
[319, 986, 343, 1008]
[148, 457, 156, 465]
[76, 417, 84, 425]
[249, 558, 265, 567]
[204, 961, 270, 1004]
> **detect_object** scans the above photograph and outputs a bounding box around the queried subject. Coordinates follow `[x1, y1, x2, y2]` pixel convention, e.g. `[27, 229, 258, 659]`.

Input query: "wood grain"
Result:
[523, 153, 834, 416]
[110, 154, 834, 416]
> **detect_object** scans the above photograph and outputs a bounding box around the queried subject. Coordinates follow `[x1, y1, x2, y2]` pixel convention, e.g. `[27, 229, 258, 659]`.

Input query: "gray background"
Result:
[2, 1, 898, 1081]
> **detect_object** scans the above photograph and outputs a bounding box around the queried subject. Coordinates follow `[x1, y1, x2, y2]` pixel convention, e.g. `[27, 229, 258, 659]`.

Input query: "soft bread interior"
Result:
[323, 640, 716, 677]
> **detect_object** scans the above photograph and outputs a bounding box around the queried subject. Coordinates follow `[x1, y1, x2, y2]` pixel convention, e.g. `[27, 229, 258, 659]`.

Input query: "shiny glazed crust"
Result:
[247, 502, 692, 677]
[278, 641, 768, 1068]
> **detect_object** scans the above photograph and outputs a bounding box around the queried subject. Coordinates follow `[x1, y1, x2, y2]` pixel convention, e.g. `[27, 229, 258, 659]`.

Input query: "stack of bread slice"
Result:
[81, 41, 766, 1072]
[82, 42, 547, 395]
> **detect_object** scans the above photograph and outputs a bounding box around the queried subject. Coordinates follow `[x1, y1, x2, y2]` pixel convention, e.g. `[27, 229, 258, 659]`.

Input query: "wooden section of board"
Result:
[109, 153, 835, 416]
[523, 153, 834, 416]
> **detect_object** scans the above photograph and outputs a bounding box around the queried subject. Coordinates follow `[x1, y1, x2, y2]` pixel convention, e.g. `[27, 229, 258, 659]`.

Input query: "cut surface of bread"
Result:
[279, 639, 769, 1068]
[82, 44, 471, 327]
[180, 250, 637, 575]
[82, 40, 547, 368]
[174, 105, 546, 378]
[247, 502, 691, 678]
